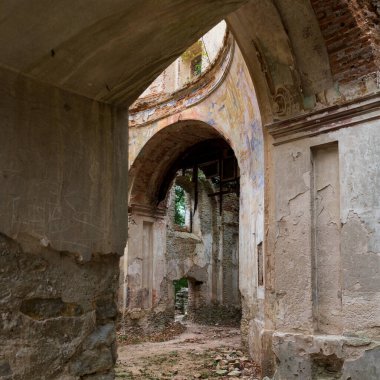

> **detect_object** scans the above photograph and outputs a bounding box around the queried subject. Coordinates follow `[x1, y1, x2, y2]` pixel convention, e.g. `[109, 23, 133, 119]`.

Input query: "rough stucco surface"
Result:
[0, 0, 247, 106]
[268, 123, 380, 379]
[271, 124, 380, 336]
[0, 66, 128, 258]
[0, 233, 119, 379]
[0, 66, 128, 378]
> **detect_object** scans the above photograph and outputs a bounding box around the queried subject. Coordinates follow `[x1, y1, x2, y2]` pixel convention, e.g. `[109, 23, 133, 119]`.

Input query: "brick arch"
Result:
[310, 0, 380, 83]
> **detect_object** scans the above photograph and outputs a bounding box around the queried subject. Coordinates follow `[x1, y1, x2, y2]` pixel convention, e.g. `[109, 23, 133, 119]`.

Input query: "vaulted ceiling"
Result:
[0, 0, 247, 106]
[1, 0, 378, 116]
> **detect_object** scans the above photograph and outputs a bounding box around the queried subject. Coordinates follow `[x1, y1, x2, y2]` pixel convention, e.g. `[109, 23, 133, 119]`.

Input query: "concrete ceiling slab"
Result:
[0, 0, 248, 106]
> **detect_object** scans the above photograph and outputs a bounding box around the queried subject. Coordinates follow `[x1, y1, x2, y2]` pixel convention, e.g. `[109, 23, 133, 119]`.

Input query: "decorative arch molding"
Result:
[228, 0, 380, 124]
[129, 120, 232, 209]
[125, 113, 264, 337]
[129, 32, 235, 127]
[227, 0, 332, 123]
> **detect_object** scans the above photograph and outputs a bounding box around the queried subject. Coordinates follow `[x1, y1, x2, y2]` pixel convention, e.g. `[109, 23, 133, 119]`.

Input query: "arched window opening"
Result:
[191, 54, 203, 78]
[173, 182, 192, 231]
[174, 185, 186, 227]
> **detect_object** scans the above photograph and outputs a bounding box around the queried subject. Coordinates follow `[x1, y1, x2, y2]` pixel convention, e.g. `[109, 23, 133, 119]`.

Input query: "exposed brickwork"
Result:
[311, 0, 380, 83]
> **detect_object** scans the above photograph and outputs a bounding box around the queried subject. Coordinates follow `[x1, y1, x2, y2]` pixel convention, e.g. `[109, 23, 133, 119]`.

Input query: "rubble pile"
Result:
[205, 348, 261, 379]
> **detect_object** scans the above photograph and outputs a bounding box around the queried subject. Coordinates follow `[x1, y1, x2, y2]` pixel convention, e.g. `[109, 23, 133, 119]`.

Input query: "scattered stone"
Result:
[115, 324, 261, 379]
[118, 321, 186, 345]
[228, 369, 241, 376]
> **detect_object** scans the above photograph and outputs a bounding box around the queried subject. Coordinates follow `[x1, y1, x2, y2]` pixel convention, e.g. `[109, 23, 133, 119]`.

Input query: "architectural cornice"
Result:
[128, 203, 166, 219]
[266, 93, 380, 145]
[129, 33, 235, 128]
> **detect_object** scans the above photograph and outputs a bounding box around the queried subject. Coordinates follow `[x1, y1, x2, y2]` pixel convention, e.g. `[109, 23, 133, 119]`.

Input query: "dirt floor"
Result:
[116, 321, 261, 379]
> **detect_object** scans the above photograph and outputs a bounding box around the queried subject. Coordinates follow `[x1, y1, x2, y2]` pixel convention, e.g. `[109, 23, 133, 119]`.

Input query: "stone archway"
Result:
[124, 121, 249, 332]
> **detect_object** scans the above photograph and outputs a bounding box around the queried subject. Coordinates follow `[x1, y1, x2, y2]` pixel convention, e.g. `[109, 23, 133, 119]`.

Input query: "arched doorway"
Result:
[123, 33, 266, 371]
[124, 122, 244, 331]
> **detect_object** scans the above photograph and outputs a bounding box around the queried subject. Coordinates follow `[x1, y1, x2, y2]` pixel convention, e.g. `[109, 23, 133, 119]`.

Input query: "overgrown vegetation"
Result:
[173, 278, 188, 294]
[174, 185, 186, 226]
[190, 54, 203, 77]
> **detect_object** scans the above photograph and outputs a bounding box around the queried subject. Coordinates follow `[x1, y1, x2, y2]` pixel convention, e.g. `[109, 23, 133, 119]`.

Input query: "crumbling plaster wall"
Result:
[266, 122, 380, 379]
[0, 0, 247, 107]
[0, 66, 128, 379]
[228, 0, 380, 124]
[128, 36, 380, 378]
[140, 21, 227, 99]
[128, 43, 264, 338]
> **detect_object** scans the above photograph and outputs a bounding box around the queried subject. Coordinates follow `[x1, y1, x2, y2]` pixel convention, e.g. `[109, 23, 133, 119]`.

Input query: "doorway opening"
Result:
[118, 14, 265, 379]
[173, 278, 188, 321]
[165, 145, 241, 327]
[125, 125, 242, 335]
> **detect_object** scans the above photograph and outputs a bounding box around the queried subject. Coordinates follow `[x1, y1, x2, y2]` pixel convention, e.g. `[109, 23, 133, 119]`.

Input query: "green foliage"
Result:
[174, 185, 186, 226]
[193, 62, 202, 76]
[173, 278, 188, 294]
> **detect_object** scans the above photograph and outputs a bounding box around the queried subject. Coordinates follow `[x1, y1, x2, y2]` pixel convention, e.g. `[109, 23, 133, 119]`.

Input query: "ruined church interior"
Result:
[0, 1, 379, 379]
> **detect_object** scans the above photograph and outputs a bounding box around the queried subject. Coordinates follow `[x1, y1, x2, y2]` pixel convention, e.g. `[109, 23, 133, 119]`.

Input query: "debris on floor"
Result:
[116, 323, 261, 379]
[118, 321, 187, 345]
